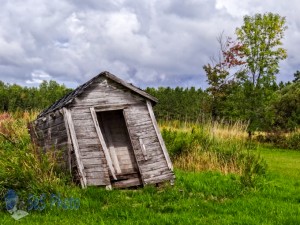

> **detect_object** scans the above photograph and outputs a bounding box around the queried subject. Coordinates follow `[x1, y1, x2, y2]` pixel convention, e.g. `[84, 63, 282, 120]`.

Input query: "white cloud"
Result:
[26, 70, 52, 84]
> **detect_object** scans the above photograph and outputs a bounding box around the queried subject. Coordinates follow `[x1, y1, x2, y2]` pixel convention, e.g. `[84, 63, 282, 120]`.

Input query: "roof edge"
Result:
[37, 71, 158, 118]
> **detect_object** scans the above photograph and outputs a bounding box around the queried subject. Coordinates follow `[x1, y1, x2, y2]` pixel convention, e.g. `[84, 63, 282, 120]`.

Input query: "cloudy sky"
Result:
[0, 0, 299, 89]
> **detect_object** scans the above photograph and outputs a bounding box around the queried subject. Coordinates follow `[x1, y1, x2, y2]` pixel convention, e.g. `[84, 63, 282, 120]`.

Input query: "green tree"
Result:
[203, 13, 287, 134]
[236, 12, 287, 87]
[0, 81, 9, 111]
[293, 70, 300, 83]
[268, 82, 300, 131]
[235, 13, 287, 134]
[203, 34, 246, 121]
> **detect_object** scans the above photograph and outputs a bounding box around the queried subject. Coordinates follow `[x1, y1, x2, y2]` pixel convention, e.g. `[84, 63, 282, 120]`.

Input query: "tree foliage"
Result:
[236, 13, 287, 87]
[204, 13, 289, 133]
[0, 81, 72, 112]
[203, 34, 246, 120]
[268, 82, 300, 131]
[293, 70, 300, 83]
[145, 87, 211, 122]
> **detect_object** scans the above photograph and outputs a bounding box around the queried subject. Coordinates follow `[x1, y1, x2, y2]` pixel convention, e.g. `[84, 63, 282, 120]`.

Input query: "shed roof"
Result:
[38, 71, 158, 118]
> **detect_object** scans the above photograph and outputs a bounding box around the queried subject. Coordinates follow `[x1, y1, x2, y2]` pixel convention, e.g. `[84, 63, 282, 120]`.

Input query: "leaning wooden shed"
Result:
[29, 71, 174, 189]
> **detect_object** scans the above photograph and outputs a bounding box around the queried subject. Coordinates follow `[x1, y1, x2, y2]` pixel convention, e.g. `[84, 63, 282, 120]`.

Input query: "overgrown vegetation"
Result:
[160, 120, 267, 187]
[0, 111, 70, 209]
[0, 113, 299, 224]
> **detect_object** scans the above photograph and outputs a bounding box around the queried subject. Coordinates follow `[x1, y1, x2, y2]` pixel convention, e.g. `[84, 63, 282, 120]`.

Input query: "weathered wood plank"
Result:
[87, 178, 108, 186]
[126, 124, 154, 133]
[146, 100, 173, 171]
[112, 177, 142, 188]
[140, 158, 168, 172]
[125, 105, 148, 114]
[131, 138, 160, 150]
[80, 90, 107, 99]
[70, 119, 95, 127]
[84, 167, 108, 173]
[123, 109, 145, 185]
[142, 167, 172, 180]
[80, 151, 104, 158]
[136, 151, 164, 161]
[79, 145, 102, 151]
[82, 157, 106, 165]
[74, 130, 98, 137]
[84, 163, 108, 169]
[144, 173, 175, 184]
[126, 120, 153, 127]
[94, 104, 132, 112]
[138, 152, 166, 164]
[116, 168, 138, 175]
[125, 111, 150, 118]
[78, 142, 102, 149]
[63, 108, 87, 188]
[70, 107, 91, 114]
[85, 171, 108, 179]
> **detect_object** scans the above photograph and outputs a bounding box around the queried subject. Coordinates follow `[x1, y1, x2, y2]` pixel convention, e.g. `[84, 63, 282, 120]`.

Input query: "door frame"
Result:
[91, 105, 144, 185]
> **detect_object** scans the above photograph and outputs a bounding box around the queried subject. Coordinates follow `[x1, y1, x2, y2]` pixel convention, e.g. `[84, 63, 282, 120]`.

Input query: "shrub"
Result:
[255, 131, 300, 150]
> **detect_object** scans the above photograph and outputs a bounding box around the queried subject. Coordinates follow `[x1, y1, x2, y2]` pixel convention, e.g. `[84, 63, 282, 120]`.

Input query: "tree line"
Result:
[0, 76, 298, 132]
[0, 80, 72, 112]
[147, 77, 300, 132]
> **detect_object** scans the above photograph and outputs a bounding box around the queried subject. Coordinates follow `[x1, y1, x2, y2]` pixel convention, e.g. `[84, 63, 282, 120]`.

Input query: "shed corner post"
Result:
[146, 100, 173, 171]
[63, 107, 87, 188]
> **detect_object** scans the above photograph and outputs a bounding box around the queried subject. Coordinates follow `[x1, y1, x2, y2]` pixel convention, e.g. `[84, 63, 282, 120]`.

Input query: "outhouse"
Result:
[29, 71, 174, 189]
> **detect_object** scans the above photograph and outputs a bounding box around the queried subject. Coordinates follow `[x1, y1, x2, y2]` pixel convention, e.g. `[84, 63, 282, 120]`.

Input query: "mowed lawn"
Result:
[258, 146, 300, 179]
[0, 147, 300, 225]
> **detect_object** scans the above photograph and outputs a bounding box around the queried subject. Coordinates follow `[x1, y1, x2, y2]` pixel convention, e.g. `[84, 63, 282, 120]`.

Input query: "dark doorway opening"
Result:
[96, 110, 142, 188]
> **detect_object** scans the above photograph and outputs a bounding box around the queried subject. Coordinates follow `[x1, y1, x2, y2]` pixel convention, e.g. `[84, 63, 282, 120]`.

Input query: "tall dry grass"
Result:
[160, 120, 266, 186]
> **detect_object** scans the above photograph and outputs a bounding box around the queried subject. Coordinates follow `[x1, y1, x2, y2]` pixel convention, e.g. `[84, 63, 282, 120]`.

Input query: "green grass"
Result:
[1, 115, 299, 224]
[257, 146, 300, 179]
[1, 159, 300, 225]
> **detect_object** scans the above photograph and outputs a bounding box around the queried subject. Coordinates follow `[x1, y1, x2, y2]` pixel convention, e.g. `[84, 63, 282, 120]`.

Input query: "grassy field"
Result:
[0, 114, 299, 224]
[257, 146, 300, 179]
[0, 147, 299, 225]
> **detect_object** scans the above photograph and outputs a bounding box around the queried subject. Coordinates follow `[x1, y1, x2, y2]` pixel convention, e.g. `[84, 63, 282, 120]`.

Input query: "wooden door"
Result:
[97, 110, 141, 187]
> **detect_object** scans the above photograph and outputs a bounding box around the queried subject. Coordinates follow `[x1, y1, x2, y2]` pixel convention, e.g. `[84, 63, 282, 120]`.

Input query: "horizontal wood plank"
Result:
[87, 178, 109, 186]
[144, 173, 175, 185]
